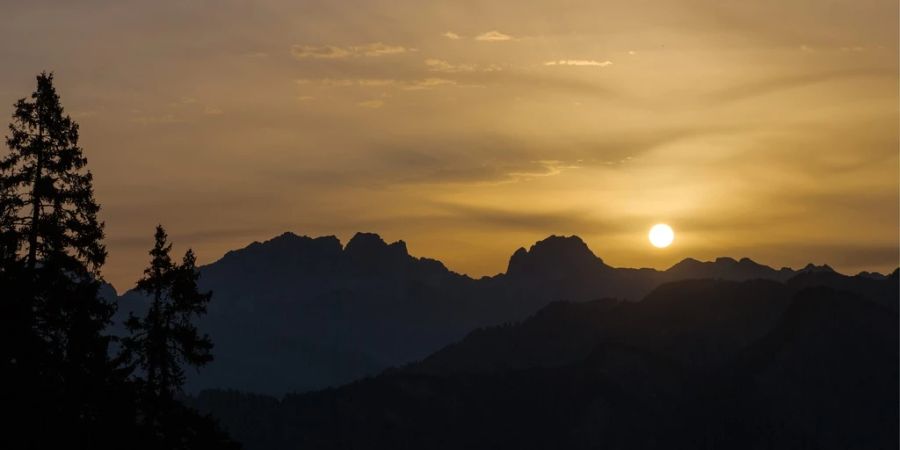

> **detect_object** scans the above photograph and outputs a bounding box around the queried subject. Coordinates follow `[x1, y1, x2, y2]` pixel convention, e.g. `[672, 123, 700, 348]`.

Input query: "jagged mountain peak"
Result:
[217, 233, 342, 262]
[856, 270, 887, 280]
[190, 231, 464, 285]
[252, 232, 340, 249]
[346, 231, 385, 248]
[272, 231, 301, 241]
[506, 235, 605, 276]
[670, 257, 701, 267]
[345, 232, 409, 256]
[666, 255, 789, 282]
[801, 262, 835, 273]
[672, 256, 767, 268]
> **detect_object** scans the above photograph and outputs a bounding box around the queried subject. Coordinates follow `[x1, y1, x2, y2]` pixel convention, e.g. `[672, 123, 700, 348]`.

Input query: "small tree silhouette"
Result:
[124, 225, 214, 403]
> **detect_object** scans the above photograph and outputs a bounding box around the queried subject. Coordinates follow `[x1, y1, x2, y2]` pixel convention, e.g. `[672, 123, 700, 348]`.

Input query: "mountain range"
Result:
[188, 274, 898, 450]
[112, 232, 894, 396]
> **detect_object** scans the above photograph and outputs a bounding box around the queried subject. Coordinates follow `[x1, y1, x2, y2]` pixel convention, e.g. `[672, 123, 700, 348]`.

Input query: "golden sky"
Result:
[1, 0, 897, 289]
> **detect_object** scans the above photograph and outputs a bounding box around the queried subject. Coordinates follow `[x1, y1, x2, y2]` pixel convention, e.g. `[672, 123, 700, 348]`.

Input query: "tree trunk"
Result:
[26, 127, 43, 271]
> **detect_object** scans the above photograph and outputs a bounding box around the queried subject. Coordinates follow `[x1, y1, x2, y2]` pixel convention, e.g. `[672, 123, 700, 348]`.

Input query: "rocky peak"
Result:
[506, 235, 605, 277]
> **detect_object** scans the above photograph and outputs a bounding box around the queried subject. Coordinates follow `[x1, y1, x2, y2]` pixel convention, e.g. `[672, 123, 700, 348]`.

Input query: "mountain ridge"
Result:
[115, 231, 873, 294]
[195, 232, 868, 289]
[111, 231, 896, 395]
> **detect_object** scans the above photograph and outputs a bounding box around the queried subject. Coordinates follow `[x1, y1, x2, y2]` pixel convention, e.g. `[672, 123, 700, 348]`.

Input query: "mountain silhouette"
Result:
[506, 235, 608, 278]
[667, 256, 791, 281]
[113, 232, 895, 395]
[413, 278, 793, 375]
[187, 274, 898, 450]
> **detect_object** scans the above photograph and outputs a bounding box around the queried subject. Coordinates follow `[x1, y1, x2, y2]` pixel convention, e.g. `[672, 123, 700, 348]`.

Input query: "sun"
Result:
[649, 224, 674, 248]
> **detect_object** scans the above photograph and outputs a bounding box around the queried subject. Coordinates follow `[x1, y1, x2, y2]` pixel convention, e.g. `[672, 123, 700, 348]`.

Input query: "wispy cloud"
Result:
[296, 77, 459, 91]
[425, 59, 501, 73]
[297, 78, 398, 87]
[359, 42, 413, 56]
[291, 45, 350, 59]
[291, 42, 414, 59]
[358, 79, 398, 87]
[475, 30, 513, 41]
[506, 160, 581, 179]
[436, 203, 606, 233]
[443, 31, 461, 40]
[404, 78, 458, 90]
[544, 60, 613, 67]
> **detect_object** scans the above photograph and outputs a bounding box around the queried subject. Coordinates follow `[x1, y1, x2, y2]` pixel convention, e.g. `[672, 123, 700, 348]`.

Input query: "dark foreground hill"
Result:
[113, 232, 889, 395]
[189, 274, 899, 450]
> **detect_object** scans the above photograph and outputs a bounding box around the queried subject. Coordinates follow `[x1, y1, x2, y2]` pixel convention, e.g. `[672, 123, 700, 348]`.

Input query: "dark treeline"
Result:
[0, 73, 238, 449]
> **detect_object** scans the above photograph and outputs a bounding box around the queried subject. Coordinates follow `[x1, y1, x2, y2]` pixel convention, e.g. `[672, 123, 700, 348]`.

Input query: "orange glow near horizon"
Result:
[0, 0, 897, 288]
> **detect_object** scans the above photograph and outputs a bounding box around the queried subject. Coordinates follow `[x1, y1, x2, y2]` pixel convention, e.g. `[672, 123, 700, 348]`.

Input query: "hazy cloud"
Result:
[507, 160, 581, 180]
[443, 31, 461, 40]
[404, 78, 458, 90]
[475, 30, 513, 41]
[436, 203, 613, 234]
[357, 42, 414, 56]
[708, 68, 894, 103]
[296, 78, 397, 88]
[544, 60, 613, 67]
[296, 77, 458, 90]
[291, 45, 351, 59]
[425, 59, 501, 73]
[291, 42, 413, 59]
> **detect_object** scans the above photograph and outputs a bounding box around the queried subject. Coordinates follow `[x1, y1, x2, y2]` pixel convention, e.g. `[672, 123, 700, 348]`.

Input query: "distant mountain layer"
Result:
[190, 275, 899, 450]
[113, 232, 896, 395]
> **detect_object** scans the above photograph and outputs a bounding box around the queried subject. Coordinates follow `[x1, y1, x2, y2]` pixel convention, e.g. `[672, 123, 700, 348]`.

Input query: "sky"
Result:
[1, 0, 897, 290]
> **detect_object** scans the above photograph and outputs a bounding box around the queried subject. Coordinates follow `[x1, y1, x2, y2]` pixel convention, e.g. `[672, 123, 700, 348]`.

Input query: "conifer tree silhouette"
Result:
[1, 71, 111, 344]
[1, 72, 237, 450]
[124, 225, 214, 409]
[0, 71, 133, 448]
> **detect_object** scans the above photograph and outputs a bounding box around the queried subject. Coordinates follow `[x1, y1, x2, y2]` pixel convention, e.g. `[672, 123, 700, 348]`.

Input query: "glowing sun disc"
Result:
[649, 224, 674, 248]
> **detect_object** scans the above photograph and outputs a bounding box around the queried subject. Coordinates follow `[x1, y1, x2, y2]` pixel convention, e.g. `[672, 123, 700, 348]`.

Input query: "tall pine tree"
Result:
[1, 72, 121, 447]
[1, 71, 111, 345]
